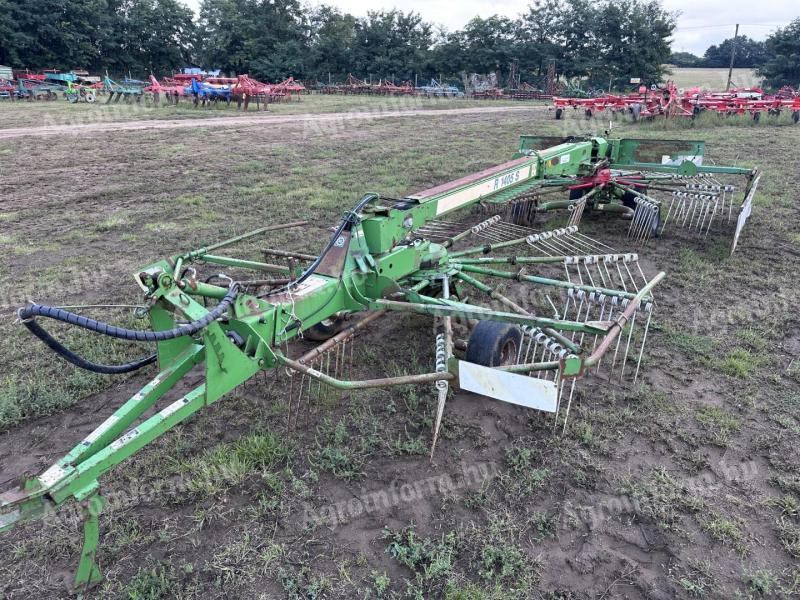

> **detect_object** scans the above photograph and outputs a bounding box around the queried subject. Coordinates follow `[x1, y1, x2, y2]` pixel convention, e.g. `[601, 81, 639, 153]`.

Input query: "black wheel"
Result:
[793, 111, 800, 124]
[622, 187, 662, 236]
[555, 108, 563, 120]
[752, 111, 760, 122]
[510, 198, 537, 227]
[585, 108, 592, 118]
[303, 317, 347, 341]
[466, 321, 522, 367]
[621, 185, 647, 210]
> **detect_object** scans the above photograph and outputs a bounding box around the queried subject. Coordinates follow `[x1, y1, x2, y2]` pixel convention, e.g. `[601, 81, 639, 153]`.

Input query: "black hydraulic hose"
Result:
[264, 193, 379, 297]
[17, 284, 239, 342]
[16, 284, 240, 374]
[22, 319, 157, 374]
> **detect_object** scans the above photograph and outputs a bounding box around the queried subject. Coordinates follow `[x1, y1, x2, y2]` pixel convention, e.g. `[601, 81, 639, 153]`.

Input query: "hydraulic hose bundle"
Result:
[17, 285, 240, 374]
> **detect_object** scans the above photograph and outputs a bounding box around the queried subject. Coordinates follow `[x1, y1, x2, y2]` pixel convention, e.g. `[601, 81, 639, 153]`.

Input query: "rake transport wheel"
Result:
[466, 321, 523, 367]
[794, 111, 800, 124]
[303, 316, 348, 341]
[555, 108, 563, 120]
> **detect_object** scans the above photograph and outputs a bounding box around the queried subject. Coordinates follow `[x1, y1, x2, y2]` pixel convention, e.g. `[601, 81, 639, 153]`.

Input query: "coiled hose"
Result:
[17, 284, 239, 374]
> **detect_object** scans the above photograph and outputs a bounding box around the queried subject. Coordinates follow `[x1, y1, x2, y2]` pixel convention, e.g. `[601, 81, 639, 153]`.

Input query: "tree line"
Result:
[0, 0, 675, 87]
[0, 0, 797, 89]
[671, 36, 768, 69]
[670, 21, 800, 88]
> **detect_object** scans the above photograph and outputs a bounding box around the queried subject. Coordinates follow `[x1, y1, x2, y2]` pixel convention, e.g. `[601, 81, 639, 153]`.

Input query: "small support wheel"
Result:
[303, 316, 347, 341]
[465, 321, 522, 367]
[555, 107, 563, 120]
[793, 111, 800, 124]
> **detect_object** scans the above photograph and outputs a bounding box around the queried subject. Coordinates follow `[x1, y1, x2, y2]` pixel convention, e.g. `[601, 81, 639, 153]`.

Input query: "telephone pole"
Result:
[726, 23, 739, 91]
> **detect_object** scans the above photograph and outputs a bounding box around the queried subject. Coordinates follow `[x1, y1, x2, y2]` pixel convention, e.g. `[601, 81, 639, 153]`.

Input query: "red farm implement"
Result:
[0, 79, 16, 99]
[373, 79, 415, 96]
[271, 77, 306, 101]
[319, 75, 412, 96]
[324, 74, 373, 95]
[230, 74, 274, 109]
[145, 75, 186, 105]
[689, 88, 800, 121]
[471, 88, 505, 100]
[506, 82, 552, 100]
[553, 82, 691, 120]
[554, 82, 800, 123]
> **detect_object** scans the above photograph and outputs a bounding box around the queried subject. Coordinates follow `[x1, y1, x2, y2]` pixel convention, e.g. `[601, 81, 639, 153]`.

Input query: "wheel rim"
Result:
[498, 339, 517, 366]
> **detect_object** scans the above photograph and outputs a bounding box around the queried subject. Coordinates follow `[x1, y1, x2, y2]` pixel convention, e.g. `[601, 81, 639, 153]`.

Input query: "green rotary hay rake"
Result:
[0, 135, 759, 593]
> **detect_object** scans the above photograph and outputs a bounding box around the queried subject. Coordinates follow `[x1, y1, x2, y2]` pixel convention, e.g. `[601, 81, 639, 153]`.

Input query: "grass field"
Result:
[664, 67, 763, 90]
[0, 99, 798, 599]
[0, 93, 532, 131]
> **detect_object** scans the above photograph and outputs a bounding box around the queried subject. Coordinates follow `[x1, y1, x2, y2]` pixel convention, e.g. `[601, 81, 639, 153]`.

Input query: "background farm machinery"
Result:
[0, 68, 306, 108]
[554, 82, 800, 122]
[320, 74, 415, 96]
[0, 134, 759, 593]
[101, 76, 145, 103]
[12, 72, 97, 102]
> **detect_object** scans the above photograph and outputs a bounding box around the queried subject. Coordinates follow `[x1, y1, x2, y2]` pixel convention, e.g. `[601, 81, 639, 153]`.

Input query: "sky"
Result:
[184, 0, 796, 57]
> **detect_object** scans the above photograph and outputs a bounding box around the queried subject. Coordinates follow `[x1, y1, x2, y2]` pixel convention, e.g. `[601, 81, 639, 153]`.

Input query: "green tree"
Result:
[430, 28, 467, 80]
[308, 6, 357, 82]
[4, 0, 109, 70]
[457, 16, 517, 76]
[0, 0, 28, 67]
[591, 0, 675, 88]
[197, 0, 308, 79]
[757, 19, 800, 88]
[351, 10, 433, 81]
[518, 0, 563, 78]
[118, 0, 195, 75]
[670, 52, 702, 67]
[703, 35, 767, 68]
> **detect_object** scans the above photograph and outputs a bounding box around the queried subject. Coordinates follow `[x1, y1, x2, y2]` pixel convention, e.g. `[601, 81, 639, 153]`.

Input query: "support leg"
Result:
[73, 493, 106, 593]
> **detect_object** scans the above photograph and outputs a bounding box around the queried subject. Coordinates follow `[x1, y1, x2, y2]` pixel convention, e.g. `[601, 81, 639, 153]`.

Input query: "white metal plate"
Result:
[731, 173, 759, 254]
[458, 361, 558, 412]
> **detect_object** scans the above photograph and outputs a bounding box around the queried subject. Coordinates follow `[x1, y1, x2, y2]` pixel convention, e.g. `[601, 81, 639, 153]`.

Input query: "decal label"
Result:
[436, 165, 532, 216]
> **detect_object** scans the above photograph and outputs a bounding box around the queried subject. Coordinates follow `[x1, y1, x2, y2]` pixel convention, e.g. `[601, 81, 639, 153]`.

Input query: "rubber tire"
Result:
[622, 187, 663, 237]
[793, 111, 800, 124]
[585, 108, 592, 119]
[466, 321, 522, 367]
[752, 111, 760, 122]
[303, 317, 346, 341]
[621, 185, 647, 210]
[555, 108, 563, 120]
